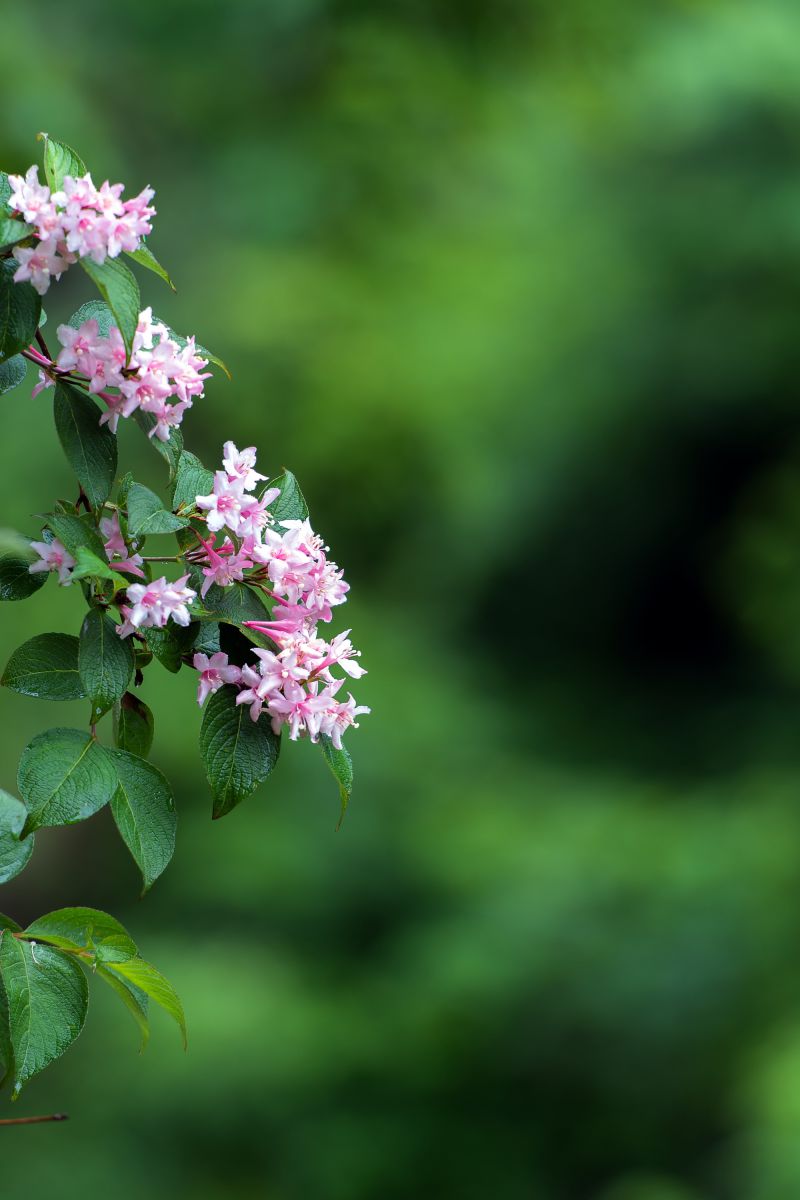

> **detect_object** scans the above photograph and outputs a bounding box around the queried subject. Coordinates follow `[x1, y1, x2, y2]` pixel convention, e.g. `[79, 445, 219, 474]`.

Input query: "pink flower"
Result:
[137, 395, 190, 442]
[252, 648, 310, 691]
[8, 166, 52, 224]
[99, 512, 144, 578]
[118, 370, 173, 415]
[31, 369, 53, 399]
[28, 537, 75, 585]
[318, 691, 371, 750]
[222, 442, 267, 491]
[98, 392, 127, 434]
[195, 471, 249, 534]
[13, 237, 71, 295]
[301, 555, 349, 621]
[243, 603, 314, 640]
[234, 667, 271, 721]
[193, 652, 241, 706]
[85, 325, 127, 393]
[237, 492, 273, 540]
[117, 574, 196, 637]
[266, 678, 330, 740]
[250, 527, 313, 602]
[318, 630, 366, 680]
[56, 319, 102, 373]
[197, 536, 253, 598]
[122, 186, 156, 236]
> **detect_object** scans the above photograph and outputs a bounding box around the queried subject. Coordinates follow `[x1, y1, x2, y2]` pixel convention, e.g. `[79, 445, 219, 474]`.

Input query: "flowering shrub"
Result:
[0, 135, 368, 1107]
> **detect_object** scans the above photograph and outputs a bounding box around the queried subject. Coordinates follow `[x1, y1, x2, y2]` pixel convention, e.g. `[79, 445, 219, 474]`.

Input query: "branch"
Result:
[0, 1113, 69, 1126]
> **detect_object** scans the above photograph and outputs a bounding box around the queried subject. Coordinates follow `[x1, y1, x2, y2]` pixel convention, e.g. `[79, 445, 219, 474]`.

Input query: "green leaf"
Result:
[0, 915, 21, 933]
[103, 957, 186, 1049]
[127, 481, 187, 537]
[320, 736, 354, 830]
[79, 256, 140, 357]
[44, 510, 107, 561]
[0, 791, 34, 884]
[70, 546, 130, 593]
[0, 966, 13, 1090]
[25, 907, 137, 960]
[113, 692, 154, 758]
[0, 554, 46, 601]
[171, 450, 214, 513]
[190, 573, 267, 630]
[53, 380, 117, 509]
[67, 299, 115, 337]
[0, 257, 41, 364]
[0, 354, 27, 396]
[0, 216, 33, 249]
[79, 609, 134, 718]
[17, 728, 117, 834]
[39, 132, 88, 190]
[0, 171, 11, 208]
[266, 469, 309, 524]
[200, 684, 281, 819]
[133, 411, 184, 475]
[108, 749, 176, 893]
[143, 623, 196, 673]
[96, 964, 149, 1051]
[191, 621, 221, 657]
[125, 241, 175, 291]
[0, 932, 88, 1097]
[2, 633, 86, 700]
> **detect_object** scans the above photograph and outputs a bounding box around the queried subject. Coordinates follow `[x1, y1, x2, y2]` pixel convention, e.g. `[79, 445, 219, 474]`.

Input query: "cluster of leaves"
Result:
[0, 906, 184, 1099]
[0, 135, 354, 1100]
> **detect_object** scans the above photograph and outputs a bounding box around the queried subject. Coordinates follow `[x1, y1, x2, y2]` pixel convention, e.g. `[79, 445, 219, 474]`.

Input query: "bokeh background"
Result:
[3, 0, 800, 1196]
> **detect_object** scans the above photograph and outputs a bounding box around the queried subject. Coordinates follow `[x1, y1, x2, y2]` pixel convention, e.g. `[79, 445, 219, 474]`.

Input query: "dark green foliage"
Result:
[133, 412, 184, 474]
[108, 749, 176, 891]
[0, 932, 88, 1097]
[127, 481, 188, 536]
[2, 633, 85, 700]
[40, 132, 87, 189]
[0, 258, 40, 363]
[266, 469, 308, 524]
[199, 684, 280, 818]
[0, 216, 32, 249]
[17, 728, 117, 834]
[171, 450, 213, 512]
[320, 736, 353, 829]
[126, 242, 174, 290]
[0, 554, 45, 600]
[113, 692, 155, 758]
[0, 791, 33, 884]
[54, 381, 117, 508]
[0, 354, 26, 395]
[79, 609, 135, 717]
[78, 256, 140, 356]
[44, 510, 107, 560]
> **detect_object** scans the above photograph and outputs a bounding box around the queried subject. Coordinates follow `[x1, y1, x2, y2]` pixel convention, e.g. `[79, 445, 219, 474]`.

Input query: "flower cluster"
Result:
[117, 575, 196, 639]
[35, 309, 211, 441]
[8, 166, 155, 295]
[191, 443, 369, 748]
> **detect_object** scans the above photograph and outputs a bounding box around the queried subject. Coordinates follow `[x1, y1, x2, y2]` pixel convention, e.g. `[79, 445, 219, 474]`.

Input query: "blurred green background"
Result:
[4, 0, 800, 1196]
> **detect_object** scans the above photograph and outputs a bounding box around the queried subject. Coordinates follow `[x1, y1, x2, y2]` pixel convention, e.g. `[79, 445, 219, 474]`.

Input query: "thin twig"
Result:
[0, 1113, 68, 1126]
[35, 328, 51, 359]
